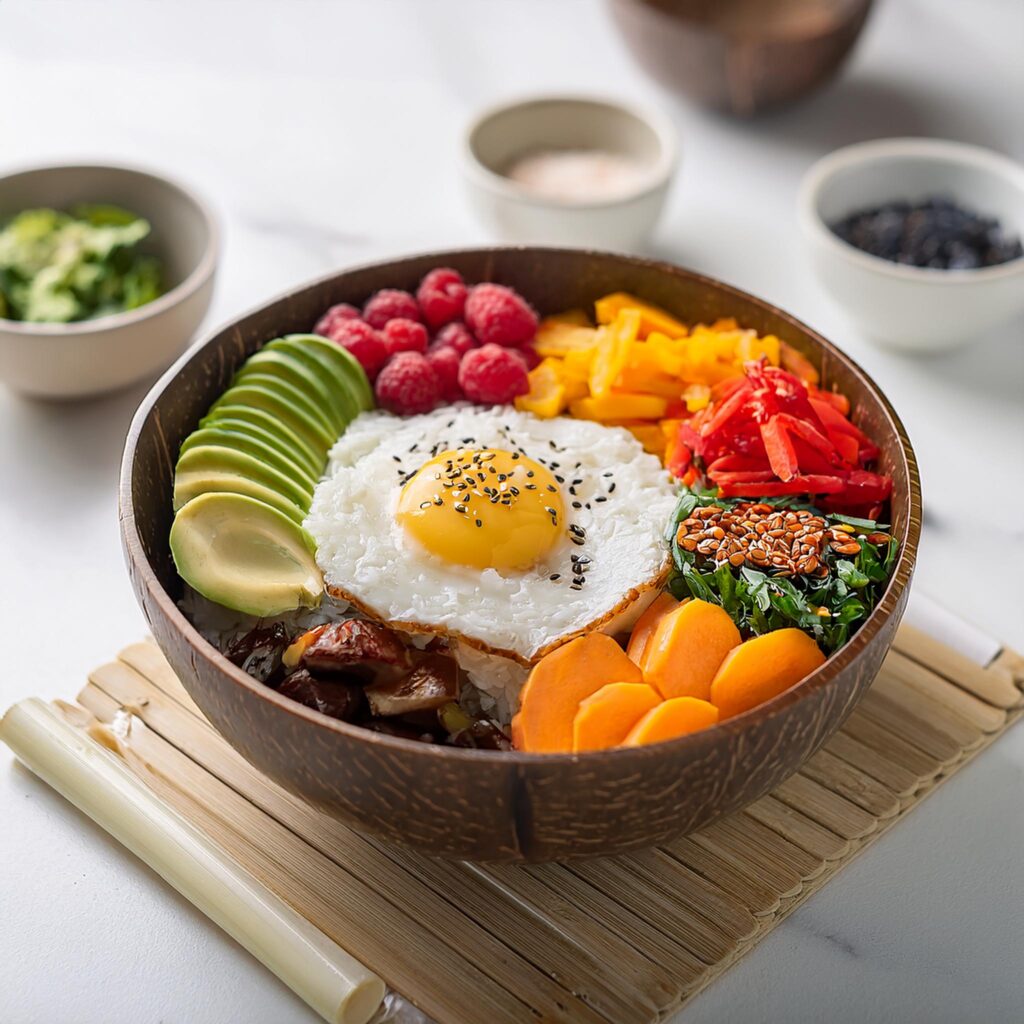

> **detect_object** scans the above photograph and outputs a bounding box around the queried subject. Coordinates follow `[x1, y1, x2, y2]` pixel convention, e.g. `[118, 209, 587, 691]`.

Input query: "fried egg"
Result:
[306, 405, 677, 705]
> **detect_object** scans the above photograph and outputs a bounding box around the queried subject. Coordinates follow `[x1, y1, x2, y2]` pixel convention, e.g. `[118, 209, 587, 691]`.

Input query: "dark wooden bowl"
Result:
[608, 0, 874, 117]
[120, 248, 919, 862]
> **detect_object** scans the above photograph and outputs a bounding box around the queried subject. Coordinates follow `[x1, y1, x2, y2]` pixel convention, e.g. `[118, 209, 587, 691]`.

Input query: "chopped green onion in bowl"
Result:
[0, 203, 163, 323]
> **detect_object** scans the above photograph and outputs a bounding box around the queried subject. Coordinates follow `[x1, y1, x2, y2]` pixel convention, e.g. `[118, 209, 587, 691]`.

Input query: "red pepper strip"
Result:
[706, 453, 771, 474]
[835, 469, 892, 503]
[775, 412, 841, 461]
[717, 474, 846, 498]
[760, 416, 799, 481]
[711, 375, 748, 401]
[789, 436, 836, 475]
[664, 399, 689, 419]
[827, 429, 861, 466]
[700, 380, 752, 438]
[809, 387, 850, 416]
[709, 470, 779, 484]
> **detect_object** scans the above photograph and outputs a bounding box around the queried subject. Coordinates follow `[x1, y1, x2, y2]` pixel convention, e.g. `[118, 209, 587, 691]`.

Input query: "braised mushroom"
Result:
[285, 620, 409, 680]
[364, 653, 459, 717]
[277, 669, 365, 722]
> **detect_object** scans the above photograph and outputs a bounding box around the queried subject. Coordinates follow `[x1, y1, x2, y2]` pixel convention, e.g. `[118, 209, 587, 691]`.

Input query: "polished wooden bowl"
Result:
[121, 248, 919, 862]
[609, 0, 874, 117]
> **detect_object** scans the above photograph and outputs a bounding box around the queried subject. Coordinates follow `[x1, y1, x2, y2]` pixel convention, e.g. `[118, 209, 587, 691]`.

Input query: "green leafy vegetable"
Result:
[666, 488, 899, 655]
[0, 205, 163, 323]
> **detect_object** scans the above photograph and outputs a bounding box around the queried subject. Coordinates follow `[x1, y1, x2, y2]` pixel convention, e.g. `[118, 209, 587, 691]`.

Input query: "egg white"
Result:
[305, 405, 678, 669]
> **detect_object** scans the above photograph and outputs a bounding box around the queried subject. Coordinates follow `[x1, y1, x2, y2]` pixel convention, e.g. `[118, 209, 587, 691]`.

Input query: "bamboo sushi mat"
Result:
[74, 624, 1023, 1024]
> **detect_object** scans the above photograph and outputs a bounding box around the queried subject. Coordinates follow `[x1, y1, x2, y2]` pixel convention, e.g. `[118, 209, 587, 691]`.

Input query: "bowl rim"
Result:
[121, 245, 920, 767]
[797, 137, 1024, 284]
[462, 93, 678, 211]
[0, 159, 220, 336]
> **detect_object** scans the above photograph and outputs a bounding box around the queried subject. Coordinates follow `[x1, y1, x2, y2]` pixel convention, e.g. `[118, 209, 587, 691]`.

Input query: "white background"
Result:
[1, 1, 1022, 1022]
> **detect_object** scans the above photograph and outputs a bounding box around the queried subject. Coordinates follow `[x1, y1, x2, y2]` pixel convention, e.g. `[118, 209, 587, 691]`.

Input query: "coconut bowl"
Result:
[120, 247, 919, 863]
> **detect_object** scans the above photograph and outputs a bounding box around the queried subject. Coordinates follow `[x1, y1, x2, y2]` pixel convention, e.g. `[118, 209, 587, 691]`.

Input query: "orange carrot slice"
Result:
[626, 592, 681, 665]
[511, 634, 642, 753]
[710, 628, 826, 719]
[640, 599, 741, 701]
[572, 682, 662, 752]
[623, 697, 719, 746]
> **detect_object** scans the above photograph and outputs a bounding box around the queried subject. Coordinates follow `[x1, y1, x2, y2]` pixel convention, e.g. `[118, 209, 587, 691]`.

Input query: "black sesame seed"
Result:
[575, 555, 591, 564]
[573, 575, 585, 585]
[585, 503, 591, 510]
[547, 484, 556, 492]
[419, 501, 432, 509]
[554, 475, 565, 484]
[549, 573, 560, 581]
[595, 496, 607, 503]
[570, 536, 585, 546]
[525, 484, 536, 490]
[608, 482, 616, 493]
[603, 471, 613, 477]
[511, 452, 519, 459]
[572, 501, 582, 509]
[455, 503, 467, 513]
[571, 478, 582, 486]
[570, 583, 583, 591]
[526, 470, 535, 478]
[392, 455, 401, 463]
[475, 519, 482, 528]
[434, 497, 443, 506]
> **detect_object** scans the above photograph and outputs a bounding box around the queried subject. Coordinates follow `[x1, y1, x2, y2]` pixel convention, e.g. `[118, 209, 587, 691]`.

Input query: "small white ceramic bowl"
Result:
[798, 138, 1024, 353]
[0, 162, 218, 399]
[462, 95, 677, 251]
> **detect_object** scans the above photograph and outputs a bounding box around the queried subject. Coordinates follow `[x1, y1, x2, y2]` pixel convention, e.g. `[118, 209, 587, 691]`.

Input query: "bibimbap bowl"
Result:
[121, 248, 920, 862]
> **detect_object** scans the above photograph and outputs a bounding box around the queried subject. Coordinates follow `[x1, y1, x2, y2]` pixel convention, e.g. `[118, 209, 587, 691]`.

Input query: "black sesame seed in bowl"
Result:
[829, 196, 1023, 271]
[799, 138, 1024, 352]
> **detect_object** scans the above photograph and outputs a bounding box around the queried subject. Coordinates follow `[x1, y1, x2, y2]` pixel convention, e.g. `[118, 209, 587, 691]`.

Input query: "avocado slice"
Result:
[170, 492, 323, 616]
[208, 382, 335, 455]
[280, 334, 373, 411]
[235, 349, 350, 436]
[179, 427, 319, 493]
[229, 372, 337, 444]
[173, 469, 307, 525]
[175, 445, 314, 512]
[199, 405, 323, 478]
[266, 335, 367, 421]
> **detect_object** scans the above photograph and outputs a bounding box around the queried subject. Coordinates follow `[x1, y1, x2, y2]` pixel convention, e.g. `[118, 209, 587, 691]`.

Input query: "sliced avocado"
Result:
[266, 335, 366, 421]
[280, 333, 373, 411]
[170, 492, 323, 616]
[235, 349, 349, 435]
[208, 382, 334, 455]
[173, 469, 307, 525]
[179, 427, 319, 493]
[175, 445, 314, 512]
[223, 372, 336, 448]
[199, 405, 323, 478]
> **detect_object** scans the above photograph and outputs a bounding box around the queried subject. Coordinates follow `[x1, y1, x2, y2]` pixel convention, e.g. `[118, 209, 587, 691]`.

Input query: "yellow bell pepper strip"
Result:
[594, 292, 689, 339]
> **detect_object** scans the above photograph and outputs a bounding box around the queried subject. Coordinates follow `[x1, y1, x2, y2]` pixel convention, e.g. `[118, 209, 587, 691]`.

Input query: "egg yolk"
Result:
[397, 448, 564, 571]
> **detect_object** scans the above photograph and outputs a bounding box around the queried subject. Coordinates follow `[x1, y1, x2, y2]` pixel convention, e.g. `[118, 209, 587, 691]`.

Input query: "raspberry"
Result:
[374, 352, 440, 415]
[509, 345, 540, 371]
[425, 345, 463, 402]
[458, 344, 530, 405]
[431, 321, 477, 358]
[363, 289, 421, 329]
[382, 317, 429, 357]
[325, 319, 388, 379]
[416, 267, 467, 329]
[313, 303, 361, 337]
[464, 283, 538, 347]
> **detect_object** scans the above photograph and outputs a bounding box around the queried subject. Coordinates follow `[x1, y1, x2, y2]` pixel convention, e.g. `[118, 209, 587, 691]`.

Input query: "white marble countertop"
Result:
[1, 2, 1022, 1022]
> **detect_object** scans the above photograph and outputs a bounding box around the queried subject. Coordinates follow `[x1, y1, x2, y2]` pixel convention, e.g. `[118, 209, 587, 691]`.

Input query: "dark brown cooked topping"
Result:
[364, 653, 459, 717]
[277, 670, 365, 722]
[301, 620, 410, 677]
